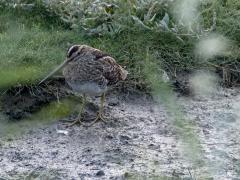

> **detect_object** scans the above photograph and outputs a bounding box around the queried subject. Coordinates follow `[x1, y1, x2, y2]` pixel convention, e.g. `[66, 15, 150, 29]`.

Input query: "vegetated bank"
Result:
[0, 1, 240, 115]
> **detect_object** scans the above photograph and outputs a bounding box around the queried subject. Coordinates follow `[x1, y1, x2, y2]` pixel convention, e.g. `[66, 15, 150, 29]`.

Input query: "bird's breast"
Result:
[62, 61, 108, 96]
[66, 81, 107, 96]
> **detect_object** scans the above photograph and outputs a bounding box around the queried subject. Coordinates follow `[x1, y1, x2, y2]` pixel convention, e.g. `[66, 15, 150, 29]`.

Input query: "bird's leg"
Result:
[67, 94, 86, 127]
[85, 93, 106, 127]
[98, 92, 106, 121]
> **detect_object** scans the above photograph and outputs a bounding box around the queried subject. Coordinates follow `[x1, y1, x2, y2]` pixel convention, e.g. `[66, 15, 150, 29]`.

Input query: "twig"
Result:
[211, 10, 217, 31]
[206, 61, 240, 73]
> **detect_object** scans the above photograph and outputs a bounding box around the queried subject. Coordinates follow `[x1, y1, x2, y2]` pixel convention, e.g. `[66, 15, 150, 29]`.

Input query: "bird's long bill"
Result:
[39, 59, 68, 85]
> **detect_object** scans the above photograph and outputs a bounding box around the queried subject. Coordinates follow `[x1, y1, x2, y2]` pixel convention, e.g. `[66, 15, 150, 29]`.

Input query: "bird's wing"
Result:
[98, 56, 122, 85]
[63, 58, 108, 88]
[80, 45, 109, 60]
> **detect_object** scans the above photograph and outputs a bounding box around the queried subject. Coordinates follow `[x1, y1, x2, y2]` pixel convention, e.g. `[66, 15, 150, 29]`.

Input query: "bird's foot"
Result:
[62, 118, 82, 128]
[84, 112, 106, 127]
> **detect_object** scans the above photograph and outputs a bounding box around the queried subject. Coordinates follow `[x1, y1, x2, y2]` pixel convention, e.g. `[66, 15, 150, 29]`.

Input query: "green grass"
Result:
[0, 13, 70, 86]
[1, 0, 240, 89]
[0, 1, 240, 88]
[0, 8, 196, 89]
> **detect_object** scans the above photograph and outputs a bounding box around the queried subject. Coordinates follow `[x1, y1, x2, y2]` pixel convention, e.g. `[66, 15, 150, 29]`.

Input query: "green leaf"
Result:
[131, 15, 152, 30]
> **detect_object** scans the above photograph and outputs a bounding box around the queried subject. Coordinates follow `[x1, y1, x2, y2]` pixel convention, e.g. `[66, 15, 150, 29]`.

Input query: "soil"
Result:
[0, 80, 239, 179]
[0, 78, 70, 120]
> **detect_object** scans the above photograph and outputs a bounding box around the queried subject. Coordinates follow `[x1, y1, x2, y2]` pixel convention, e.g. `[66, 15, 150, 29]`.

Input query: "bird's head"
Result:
[39, 45, 84, 84]
[66, 44, 86, 62]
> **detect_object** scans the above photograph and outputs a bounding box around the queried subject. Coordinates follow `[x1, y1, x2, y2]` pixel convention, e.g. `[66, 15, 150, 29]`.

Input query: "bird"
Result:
[39, 45, 128, 127]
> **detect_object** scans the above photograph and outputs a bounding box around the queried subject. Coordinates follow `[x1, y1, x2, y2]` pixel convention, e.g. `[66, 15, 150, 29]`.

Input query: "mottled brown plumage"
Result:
[39, 44, 128, 127]
[63, 45, 127, 95]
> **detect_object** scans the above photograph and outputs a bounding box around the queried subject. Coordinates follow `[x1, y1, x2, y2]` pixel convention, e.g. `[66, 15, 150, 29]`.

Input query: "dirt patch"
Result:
[0, 78, 239, 179]
[0, 78, 71, 120]
[0, 78, 134, 121]
[0, 70, 196, 122]
[179, 88, 240, 179]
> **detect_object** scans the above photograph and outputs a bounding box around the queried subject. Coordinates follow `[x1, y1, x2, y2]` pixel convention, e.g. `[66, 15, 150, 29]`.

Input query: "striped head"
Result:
[66, 45, 83, 61]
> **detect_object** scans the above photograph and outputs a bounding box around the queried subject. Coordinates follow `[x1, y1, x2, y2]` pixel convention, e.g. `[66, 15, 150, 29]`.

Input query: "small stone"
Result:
[6, 137, 13, 142]
[148, 143, 154, 147]
[51, 150, 59, 158]
[119, 135, 130, 141]
[96, 170, 105, 176]
[105, 135, 114, 139]
[83, 147, 92, 152]
[108, 100, 120, 106]
[57, 130, 69, 135]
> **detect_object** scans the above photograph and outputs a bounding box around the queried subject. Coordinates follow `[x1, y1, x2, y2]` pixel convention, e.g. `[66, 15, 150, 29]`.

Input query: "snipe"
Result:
[39, 45, 128, 127]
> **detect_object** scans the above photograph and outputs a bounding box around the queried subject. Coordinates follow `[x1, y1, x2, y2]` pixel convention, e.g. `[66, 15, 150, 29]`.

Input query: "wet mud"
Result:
[0, 78, 239, 179]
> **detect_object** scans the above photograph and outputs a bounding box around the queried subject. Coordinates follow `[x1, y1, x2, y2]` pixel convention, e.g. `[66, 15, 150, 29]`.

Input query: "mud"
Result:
[0, 80, 239, 179]
[0, 73, 191, 121]
[0, 78, 70, 120]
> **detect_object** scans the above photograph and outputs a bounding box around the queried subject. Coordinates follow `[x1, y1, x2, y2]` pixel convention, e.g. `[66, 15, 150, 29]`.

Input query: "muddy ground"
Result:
[0, 86, 239, 179]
